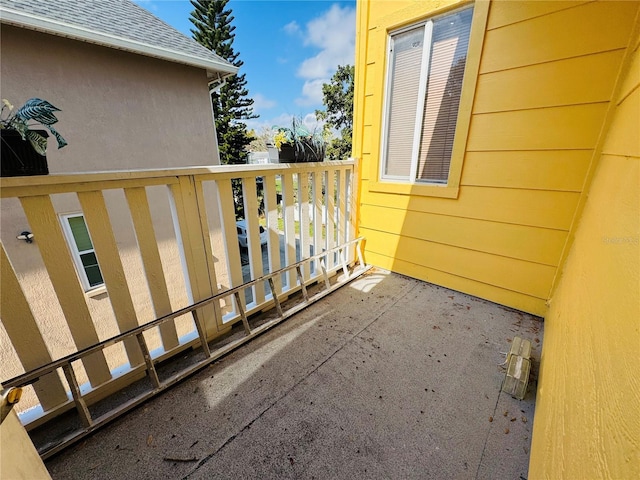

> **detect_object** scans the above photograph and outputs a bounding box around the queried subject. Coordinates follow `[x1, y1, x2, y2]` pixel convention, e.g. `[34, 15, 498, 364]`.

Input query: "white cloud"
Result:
[283, 21, 301, 35]
[294, 4, 356, 106]
[296, 79, 327, 106]
[252, 93, 277, 112]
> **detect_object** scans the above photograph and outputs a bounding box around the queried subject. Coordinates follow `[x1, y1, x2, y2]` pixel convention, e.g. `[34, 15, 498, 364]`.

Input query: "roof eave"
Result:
[0, 7, 239, 78]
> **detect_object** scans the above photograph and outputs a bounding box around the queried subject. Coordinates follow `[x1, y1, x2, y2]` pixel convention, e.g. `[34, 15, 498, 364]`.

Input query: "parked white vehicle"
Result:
[236, 220, 267, 248]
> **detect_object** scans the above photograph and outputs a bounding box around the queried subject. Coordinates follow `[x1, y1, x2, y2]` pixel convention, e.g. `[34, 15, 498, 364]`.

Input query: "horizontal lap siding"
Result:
[354, 0, 636, 314]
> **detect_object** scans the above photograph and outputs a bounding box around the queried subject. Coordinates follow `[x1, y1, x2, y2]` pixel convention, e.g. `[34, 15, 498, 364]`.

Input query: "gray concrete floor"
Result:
[46, 270, 543, 480]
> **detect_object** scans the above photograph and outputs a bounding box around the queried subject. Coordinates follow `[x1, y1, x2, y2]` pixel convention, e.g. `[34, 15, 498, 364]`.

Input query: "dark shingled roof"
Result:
[0, 0, 237, 77]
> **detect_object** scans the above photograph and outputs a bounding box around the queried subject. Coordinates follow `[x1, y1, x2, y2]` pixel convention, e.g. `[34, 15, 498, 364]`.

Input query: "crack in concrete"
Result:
[181, 279, 420, 479]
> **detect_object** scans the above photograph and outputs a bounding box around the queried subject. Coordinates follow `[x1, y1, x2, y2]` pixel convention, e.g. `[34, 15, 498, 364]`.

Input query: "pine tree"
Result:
[190, 0, 256, 166]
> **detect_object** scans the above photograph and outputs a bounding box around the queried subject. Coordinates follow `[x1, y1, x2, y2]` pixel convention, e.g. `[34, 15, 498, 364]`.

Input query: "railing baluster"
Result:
[312, 172, 324, 280]
[135, 333, 160, 389]
[282, 173, 297, 290]
[298, 173, 311, 282]
[216, 179, 245, 313]
[78, 191, 144, 367]
[61, 363, 92, 428]
[20, 196, 112, 387]
[0, 243, 68, 410]
[242, 177, 265, 305]
[263, 174, 282, 297]
[346, 163, 357, 264]
[124, 187, 179, 352]
[325, 170, 336, 269]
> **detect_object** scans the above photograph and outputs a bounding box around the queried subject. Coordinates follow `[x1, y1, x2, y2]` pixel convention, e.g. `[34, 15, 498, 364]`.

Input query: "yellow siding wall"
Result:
[353, 0, 639, 315]
[529, 30, 640, 480]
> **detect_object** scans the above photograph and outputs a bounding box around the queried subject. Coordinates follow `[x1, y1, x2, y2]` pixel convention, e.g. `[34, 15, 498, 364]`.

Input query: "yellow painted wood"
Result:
[78, 191, 144, 367]
[460, 150, 592, 191]
[361, 181, 580, 230]
[602, 87, 640, 158]
[616, 41, 640, 104]
[193, 180, 224, 333]
[263, 174, 282, 295]
[364, 250, 546, 316]
[242, 177, 265, 304]
[468, 103, 609, 151]
[474, 49, 625, 113]
[486, 0, 590, 30]
[282, 173, 297, 290]
[529, 157, 640, 480]
[124, 187, 179, 351]
[361, 226, 555, 299]
[216, 179, 245, 311]
[0, 244, 68, 410]
[20, 196, 111, 387]
[298, 172, 311, 281]
[480, 1, 638, 73]
[360, 205, 568, 266]
[169, 178, 218, 337]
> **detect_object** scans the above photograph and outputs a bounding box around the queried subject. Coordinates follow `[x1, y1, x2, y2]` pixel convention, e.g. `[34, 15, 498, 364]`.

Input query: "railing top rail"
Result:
[1, 236, 365, 389]
[0, 160, 356, 198]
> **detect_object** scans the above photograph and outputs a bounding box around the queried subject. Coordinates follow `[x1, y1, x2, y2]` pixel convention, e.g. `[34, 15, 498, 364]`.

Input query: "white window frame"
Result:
[60, 213, 104, 292]
[379, 5, 473, 185]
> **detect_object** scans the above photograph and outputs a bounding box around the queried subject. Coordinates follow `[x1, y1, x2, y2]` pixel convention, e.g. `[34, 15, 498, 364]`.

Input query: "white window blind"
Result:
[382, 6, 473, 184]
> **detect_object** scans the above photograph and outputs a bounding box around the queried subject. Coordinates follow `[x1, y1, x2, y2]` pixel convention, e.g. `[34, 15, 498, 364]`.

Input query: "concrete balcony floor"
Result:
[45, 269, 543, 480]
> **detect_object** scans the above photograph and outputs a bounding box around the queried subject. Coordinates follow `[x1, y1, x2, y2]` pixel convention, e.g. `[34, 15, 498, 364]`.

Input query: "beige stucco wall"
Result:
[0, 26, 230, 410]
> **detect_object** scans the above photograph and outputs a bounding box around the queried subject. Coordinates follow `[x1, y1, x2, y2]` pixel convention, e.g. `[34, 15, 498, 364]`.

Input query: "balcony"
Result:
[0, 161, 542, 478]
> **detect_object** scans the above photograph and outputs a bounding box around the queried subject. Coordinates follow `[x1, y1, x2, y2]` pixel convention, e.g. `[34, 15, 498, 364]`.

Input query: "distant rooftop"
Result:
[0, 0, 237, 79]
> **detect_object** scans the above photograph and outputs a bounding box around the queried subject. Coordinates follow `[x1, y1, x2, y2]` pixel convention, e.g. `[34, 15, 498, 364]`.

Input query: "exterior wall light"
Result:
[16, 231, 34, 243]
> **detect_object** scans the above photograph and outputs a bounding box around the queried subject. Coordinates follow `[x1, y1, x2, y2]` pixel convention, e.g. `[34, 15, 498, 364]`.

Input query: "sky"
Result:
[134, 0, 356, 133]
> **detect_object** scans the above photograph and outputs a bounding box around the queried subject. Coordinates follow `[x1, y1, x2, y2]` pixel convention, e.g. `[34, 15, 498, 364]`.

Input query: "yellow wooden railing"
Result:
[0, 161, 358, 428]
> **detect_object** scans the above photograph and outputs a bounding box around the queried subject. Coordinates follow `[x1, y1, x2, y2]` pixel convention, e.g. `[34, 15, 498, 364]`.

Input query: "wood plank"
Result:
[215, 179, 245, 310]
[242, 177, 265, 305]
[312, 171, 324, 279]
[486, 1, 591, 30]
[282, 173, 297, 290]
[263, 174, 282, 296]
[474, 50, 625, 113]
[325, 170, 337, 269]
[616, 43, 640, 105]
[359, 204, 568, 266]
[124, 187, 179, 351]
[298, 172, 311, 281]
[78, 191, 144, 367]
[460, 150, 592, 191]
[467, 103, 609, 151]
[361, 180, 580, 230]
[480, 1, 638, 73]
[0, 244, 68, 410]
[603, 87, 640, 158]
[364, 250, 547, 316]
[20, 196, 111, 387]
[360, 227, 556, 299]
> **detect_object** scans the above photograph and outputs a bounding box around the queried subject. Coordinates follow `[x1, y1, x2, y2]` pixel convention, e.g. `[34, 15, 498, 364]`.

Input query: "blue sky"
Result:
[135, 0, 356, 132]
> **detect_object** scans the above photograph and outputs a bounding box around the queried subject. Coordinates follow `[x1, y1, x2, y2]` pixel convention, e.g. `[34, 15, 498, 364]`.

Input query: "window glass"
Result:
[62, 214, 104, 291]
[382, 6, 473, 184]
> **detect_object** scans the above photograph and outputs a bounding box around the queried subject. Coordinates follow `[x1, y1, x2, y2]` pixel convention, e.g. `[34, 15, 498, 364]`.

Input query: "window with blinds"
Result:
[61, 214, 104, 291]
[382, 6, 473, 184]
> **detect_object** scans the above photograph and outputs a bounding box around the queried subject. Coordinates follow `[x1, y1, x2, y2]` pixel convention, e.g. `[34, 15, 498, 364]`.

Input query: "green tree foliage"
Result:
[190, 0, 256, 165]
[316, 65, 354, 161]
[190, 0, 258, 218]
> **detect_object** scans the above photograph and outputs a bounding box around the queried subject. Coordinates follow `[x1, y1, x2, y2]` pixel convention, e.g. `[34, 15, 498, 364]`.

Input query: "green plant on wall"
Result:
[0, 98, 67, 155]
